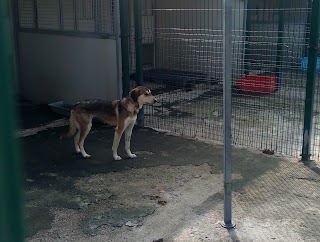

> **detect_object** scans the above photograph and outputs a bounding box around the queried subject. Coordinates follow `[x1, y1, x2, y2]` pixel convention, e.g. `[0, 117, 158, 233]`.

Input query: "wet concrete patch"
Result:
[26, 176, 113, 210]
[25, 206, 54, 237]
[25, 174, 114, 236]
[82, 207, 155, 236]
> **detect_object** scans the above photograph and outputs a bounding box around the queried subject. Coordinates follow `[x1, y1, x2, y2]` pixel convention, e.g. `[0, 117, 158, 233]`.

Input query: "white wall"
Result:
[19, 33, 118, 104]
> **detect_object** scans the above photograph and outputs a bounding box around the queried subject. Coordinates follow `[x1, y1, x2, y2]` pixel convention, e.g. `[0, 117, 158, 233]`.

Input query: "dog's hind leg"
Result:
[60, 110, 77, 139]
[78, 121, 92, 158]
[112, 126, 124, 161]
[125, 122, 136, 159]
[74, 130, 81, 153]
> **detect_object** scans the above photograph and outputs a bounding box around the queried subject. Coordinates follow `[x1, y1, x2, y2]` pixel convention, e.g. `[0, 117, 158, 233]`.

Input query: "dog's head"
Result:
[129, 86, 157, 108]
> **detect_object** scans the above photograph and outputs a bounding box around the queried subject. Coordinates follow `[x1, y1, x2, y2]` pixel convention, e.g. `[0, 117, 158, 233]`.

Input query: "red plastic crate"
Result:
[237, 75, 277, 94]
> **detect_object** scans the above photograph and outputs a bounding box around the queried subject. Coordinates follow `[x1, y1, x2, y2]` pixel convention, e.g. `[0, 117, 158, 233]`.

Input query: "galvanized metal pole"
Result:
[275, 0, 285, 86]
[120, 0, 130, 97]
[244, 0, 252, 75]
[0, 0, 25, 241]
[223, 0, 235, 229]
[302, 0, 320, 162]
[114, 0, 123, 99]
[134, 0, 144, 127]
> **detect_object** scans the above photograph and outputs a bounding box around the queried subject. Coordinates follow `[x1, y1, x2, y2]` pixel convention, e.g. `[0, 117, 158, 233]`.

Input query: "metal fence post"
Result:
[114, 0, 123, 99]
[304, 0, 313, 57]
[120, 0, 130, 97]
[223, 0, 235, 229]
[134, 0, 144, 127]
[0, 0, 25, 241]
[244, 0, 252, 75]
[275, 0, 285, 87]
[302, 0, 320, 162]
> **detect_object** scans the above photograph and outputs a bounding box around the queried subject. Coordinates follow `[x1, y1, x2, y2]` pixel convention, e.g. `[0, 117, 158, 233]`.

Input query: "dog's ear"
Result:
[129, 88, 140, 102]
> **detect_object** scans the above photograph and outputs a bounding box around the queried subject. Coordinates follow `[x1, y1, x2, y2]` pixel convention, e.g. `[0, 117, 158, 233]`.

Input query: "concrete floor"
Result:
[22, 123, 320, 242]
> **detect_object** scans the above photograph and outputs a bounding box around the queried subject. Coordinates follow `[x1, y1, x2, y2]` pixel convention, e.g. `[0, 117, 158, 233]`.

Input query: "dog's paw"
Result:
[83, 154, 91, 158]
[128, 153, 137, 159]
[113, 155, 122, 161]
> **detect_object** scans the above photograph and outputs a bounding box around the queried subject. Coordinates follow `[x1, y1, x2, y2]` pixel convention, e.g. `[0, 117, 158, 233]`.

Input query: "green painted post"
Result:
[244, 0, 252, 75]
[134, 0, 143, 86]
[302, 0, 320, 162]
[275, 0, 285, 85]
[134, 0, 144, 127]
[120, 0, 130, 97]
[0, 0, 25, 241]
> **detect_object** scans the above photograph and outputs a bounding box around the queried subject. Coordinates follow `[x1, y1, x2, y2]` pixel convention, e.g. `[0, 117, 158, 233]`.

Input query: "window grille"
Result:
[17, 0, 115, 36]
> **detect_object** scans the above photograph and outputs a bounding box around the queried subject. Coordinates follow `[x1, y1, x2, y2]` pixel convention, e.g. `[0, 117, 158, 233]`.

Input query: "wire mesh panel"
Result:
[130, 0, 227, 141]
[235, 0, 309, 157]
[129, 0, 316, 159]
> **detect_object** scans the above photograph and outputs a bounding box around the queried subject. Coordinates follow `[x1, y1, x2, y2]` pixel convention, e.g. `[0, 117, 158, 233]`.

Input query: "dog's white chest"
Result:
[124, 116, 137, 128]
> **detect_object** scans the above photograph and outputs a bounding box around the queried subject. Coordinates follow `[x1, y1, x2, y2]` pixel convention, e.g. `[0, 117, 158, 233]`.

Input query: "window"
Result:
[78, 0, 94, 21]
[18, 0, 115, 36]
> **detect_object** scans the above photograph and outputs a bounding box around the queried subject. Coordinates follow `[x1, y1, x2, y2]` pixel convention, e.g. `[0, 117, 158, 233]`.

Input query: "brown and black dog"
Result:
[61, 86, 157, 160]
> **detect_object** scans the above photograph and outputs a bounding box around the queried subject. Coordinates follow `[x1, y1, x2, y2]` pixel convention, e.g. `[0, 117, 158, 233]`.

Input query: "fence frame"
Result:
[120, 0, 130, 97]
[134, 0, 145, 127]
[302, 0, 320, 162]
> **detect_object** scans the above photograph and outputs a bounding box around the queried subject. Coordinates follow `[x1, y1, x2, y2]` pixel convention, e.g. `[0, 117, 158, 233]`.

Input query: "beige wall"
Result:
[18, 33, 118, 104]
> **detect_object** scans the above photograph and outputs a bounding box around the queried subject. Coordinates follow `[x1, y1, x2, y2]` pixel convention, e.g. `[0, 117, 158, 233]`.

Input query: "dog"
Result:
[61, 86, 157, 160]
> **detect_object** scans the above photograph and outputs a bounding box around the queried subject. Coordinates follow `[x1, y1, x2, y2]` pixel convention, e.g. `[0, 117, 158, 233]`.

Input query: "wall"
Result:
[18, 33, 118, 104]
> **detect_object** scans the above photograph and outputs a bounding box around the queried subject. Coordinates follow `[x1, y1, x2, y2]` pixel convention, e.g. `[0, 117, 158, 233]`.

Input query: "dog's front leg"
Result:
[112, 127, 124, 160]
[125, 122, 136, 159]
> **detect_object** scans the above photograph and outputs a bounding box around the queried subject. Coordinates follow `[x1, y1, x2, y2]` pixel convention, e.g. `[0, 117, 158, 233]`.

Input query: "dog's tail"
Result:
[60, 111, 77, 139]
